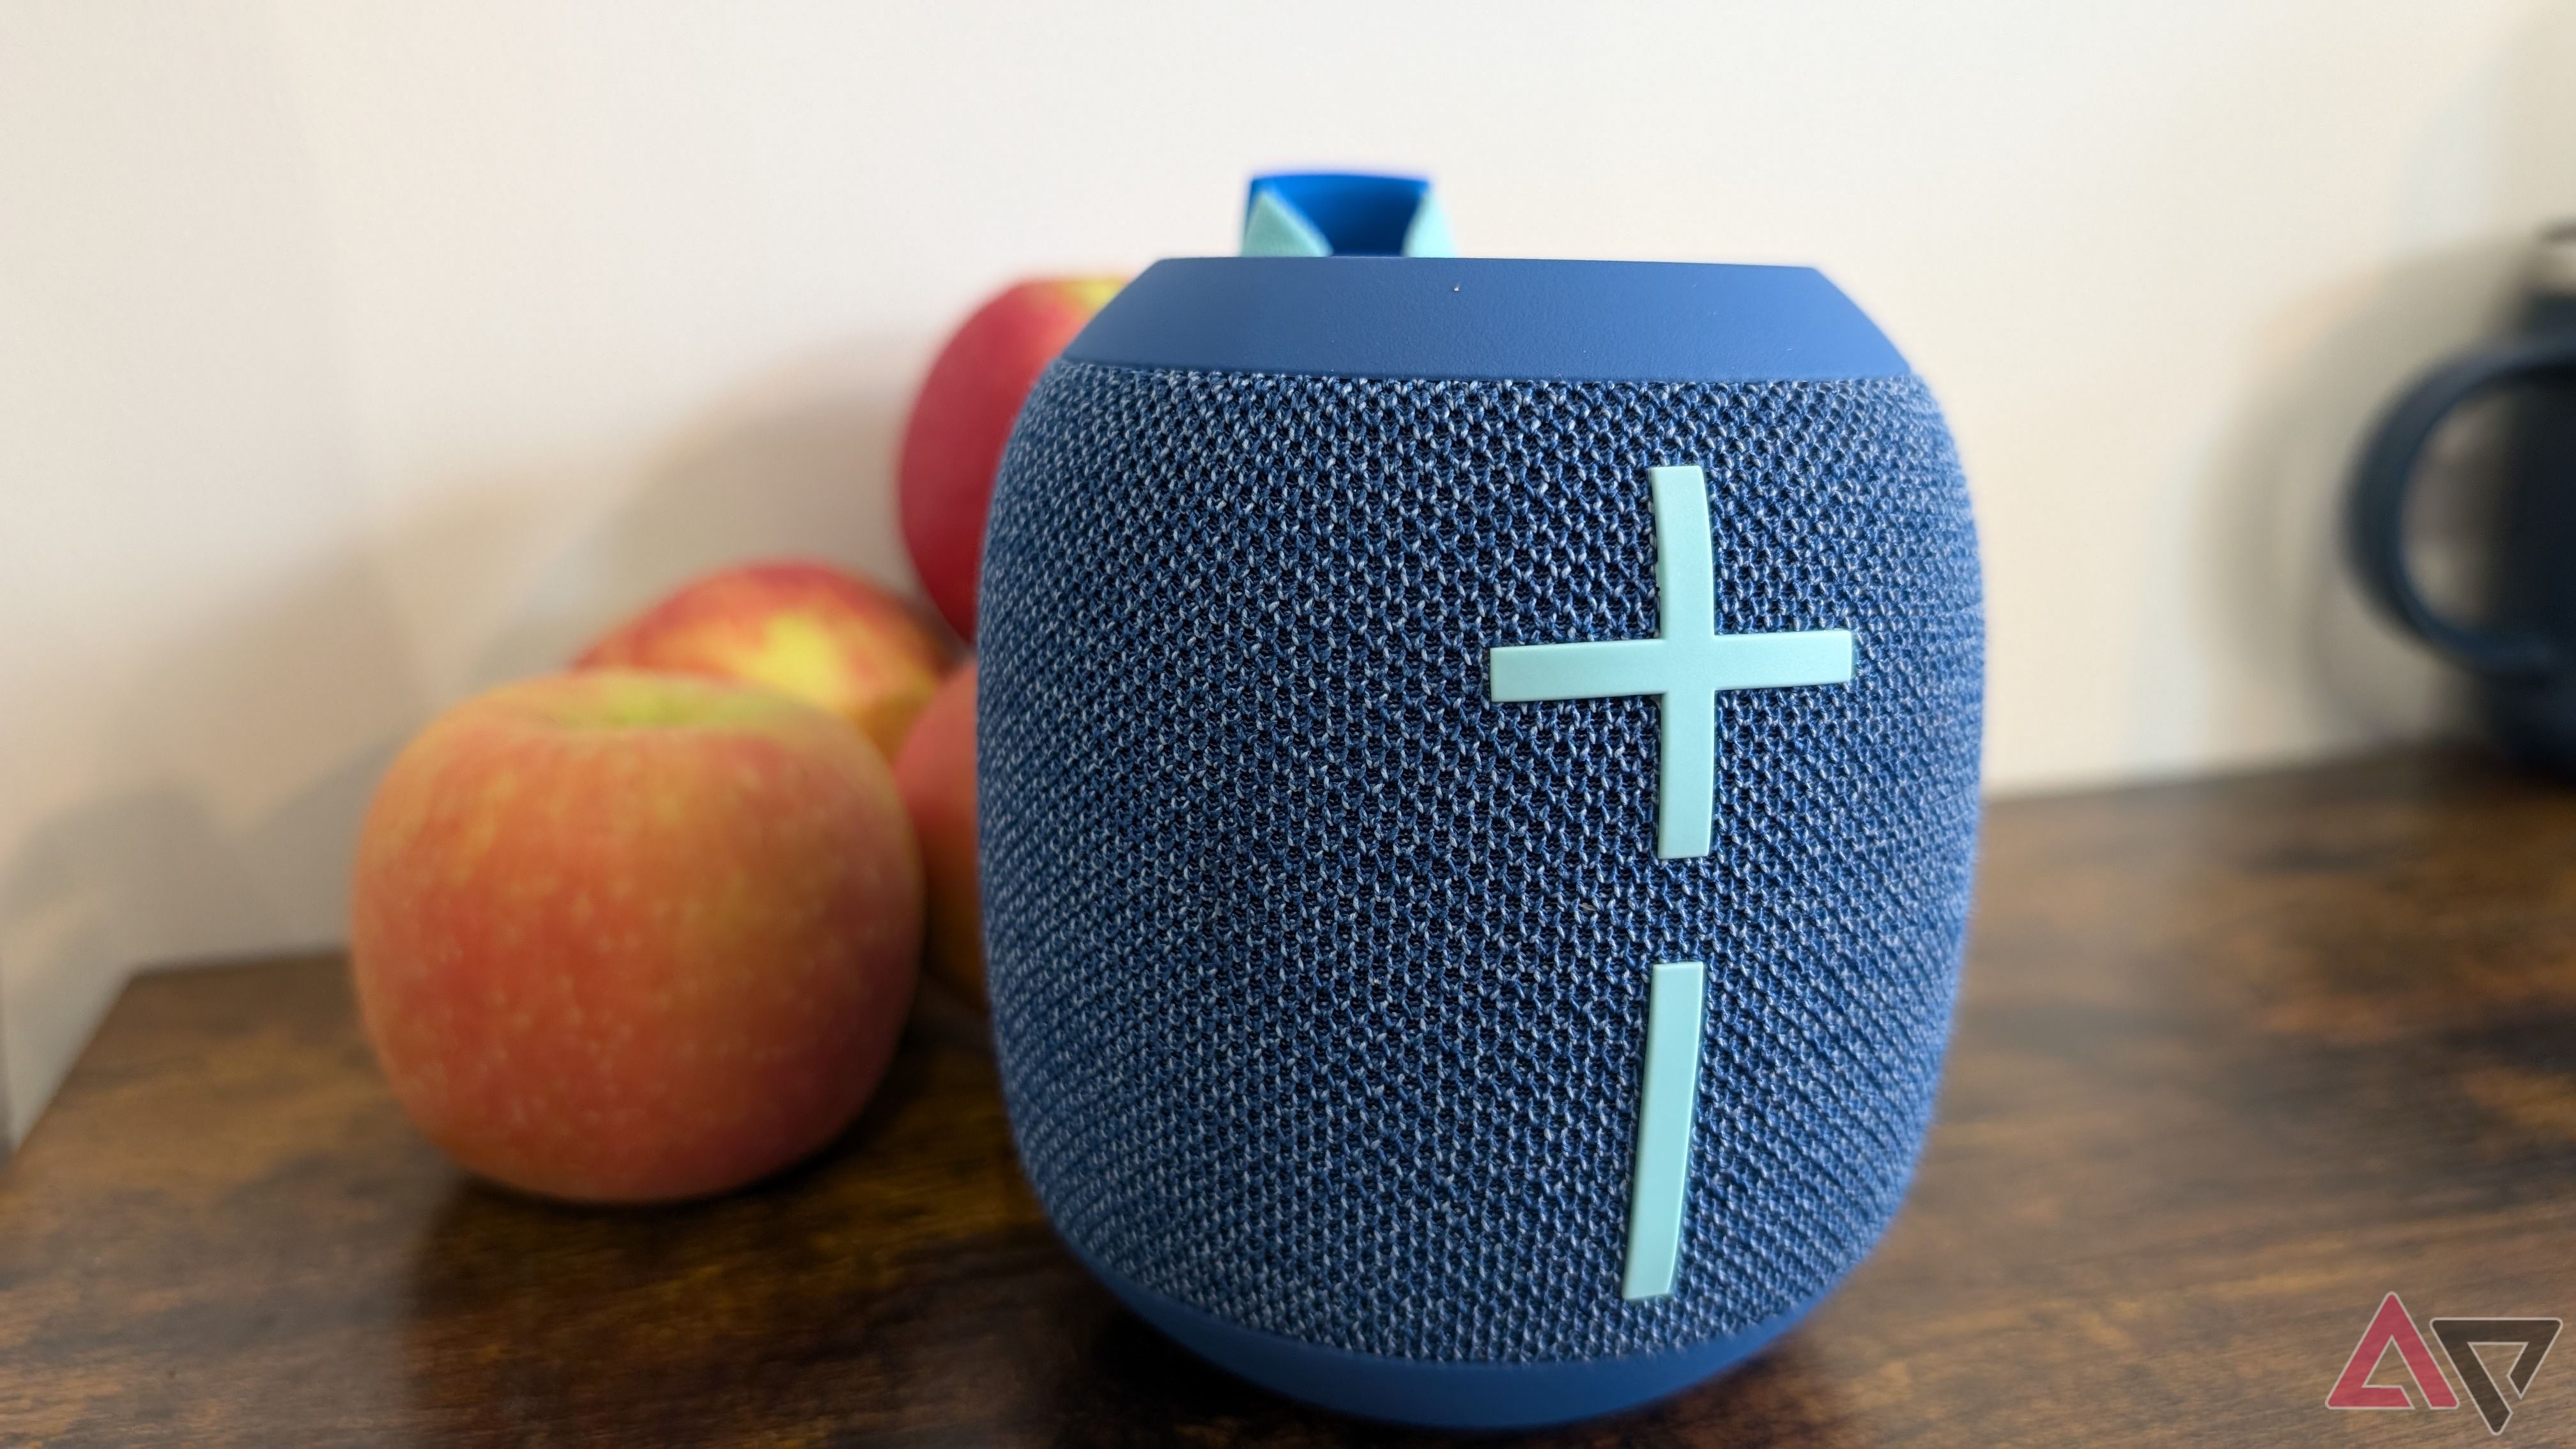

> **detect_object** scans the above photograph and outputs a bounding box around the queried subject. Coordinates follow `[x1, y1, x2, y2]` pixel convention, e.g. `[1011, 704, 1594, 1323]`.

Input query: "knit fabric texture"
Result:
[979, 360, 1983, 1364]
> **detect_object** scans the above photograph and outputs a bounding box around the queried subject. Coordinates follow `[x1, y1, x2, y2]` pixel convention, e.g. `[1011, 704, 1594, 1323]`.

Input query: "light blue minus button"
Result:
[1621, 960, 1708, 1300]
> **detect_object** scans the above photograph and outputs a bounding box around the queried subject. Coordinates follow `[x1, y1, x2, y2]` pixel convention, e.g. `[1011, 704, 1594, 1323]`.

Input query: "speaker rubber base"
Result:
[1075, 1245, 1828, 1430]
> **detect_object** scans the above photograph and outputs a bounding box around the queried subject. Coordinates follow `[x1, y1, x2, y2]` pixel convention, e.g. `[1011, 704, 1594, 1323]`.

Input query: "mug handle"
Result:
[2347, 334, 2576, 677]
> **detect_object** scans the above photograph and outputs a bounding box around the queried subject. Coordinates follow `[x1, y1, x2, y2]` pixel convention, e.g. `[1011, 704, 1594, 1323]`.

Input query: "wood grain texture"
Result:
[4, 749, 2575, 1446]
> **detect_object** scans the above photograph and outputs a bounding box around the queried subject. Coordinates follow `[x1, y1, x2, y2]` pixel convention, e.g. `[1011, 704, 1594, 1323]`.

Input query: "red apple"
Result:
[894, 661, 982, 1007]
[574, 560, 949, 759]
[349, 670, 923, 1203]
[899, 277, 1122, 640]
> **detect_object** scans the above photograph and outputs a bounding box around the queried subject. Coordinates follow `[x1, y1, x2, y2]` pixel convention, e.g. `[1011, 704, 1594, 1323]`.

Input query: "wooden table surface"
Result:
[6, 750, 2576, 1446]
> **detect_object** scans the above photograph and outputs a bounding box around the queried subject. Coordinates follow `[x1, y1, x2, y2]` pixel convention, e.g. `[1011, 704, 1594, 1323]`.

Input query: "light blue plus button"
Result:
[1487, 465, 1855, 860]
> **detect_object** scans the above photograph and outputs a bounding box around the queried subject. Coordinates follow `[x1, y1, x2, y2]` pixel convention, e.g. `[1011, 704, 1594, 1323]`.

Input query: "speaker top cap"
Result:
[1061, 256, 1912, 384]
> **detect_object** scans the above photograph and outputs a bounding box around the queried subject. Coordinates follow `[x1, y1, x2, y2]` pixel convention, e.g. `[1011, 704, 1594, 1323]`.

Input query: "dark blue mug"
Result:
[2349, 226, 2576, 774]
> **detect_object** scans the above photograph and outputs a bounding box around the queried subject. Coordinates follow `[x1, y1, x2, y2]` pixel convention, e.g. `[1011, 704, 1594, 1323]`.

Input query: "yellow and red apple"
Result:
[894, 661, 983, 1006]
[899, 277, 1122, 640]
[574, 560, 949, 758]
[349, 670, 923, 1203]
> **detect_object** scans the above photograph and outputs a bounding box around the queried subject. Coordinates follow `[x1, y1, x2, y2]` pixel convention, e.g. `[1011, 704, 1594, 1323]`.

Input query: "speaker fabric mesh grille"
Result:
[979, 359, 1982, 1364]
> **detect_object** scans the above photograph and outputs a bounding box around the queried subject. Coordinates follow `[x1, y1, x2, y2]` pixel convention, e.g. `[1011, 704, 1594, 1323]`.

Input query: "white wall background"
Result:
[4, 0, 2572, 1144]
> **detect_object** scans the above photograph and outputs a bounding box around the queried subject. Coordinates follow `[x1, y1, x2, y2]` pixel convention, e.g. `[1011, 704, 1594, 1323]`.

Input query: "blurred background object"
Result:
[898, 279, 1121, 640]
[2350, 222, 2576, 774]
[572, 558, 951, 754]
[7, 0, 2576, 1143]
[894, 662, 983, 1009]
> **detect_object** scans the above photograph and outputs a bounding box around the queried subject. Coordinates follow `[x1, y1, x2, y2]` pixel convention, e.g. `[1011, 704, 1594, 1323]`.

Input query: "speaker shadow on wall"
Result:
[2191, 242, 2521, 762]
[461, 334, 937, 696]
[2191, 0, 2576, 763]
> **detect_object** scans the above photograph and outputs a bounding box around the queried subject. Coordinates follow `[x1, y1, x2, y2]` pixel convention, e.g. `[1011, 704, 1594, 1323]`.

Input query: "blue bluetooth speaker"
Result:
[976, 255, 1983, 1429]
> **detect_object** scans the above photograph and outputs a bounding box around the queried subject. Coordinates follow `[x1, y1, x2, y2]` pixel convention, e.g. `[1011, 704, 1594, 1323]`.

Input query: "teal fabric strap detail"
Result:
[1241, 187, 1332, 257]
[1622, 960, 1709, 1300]
[1400, 192, 1456, 257]
[1488, 465, 1855, 859]
[1238, 172, 1452, 258]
